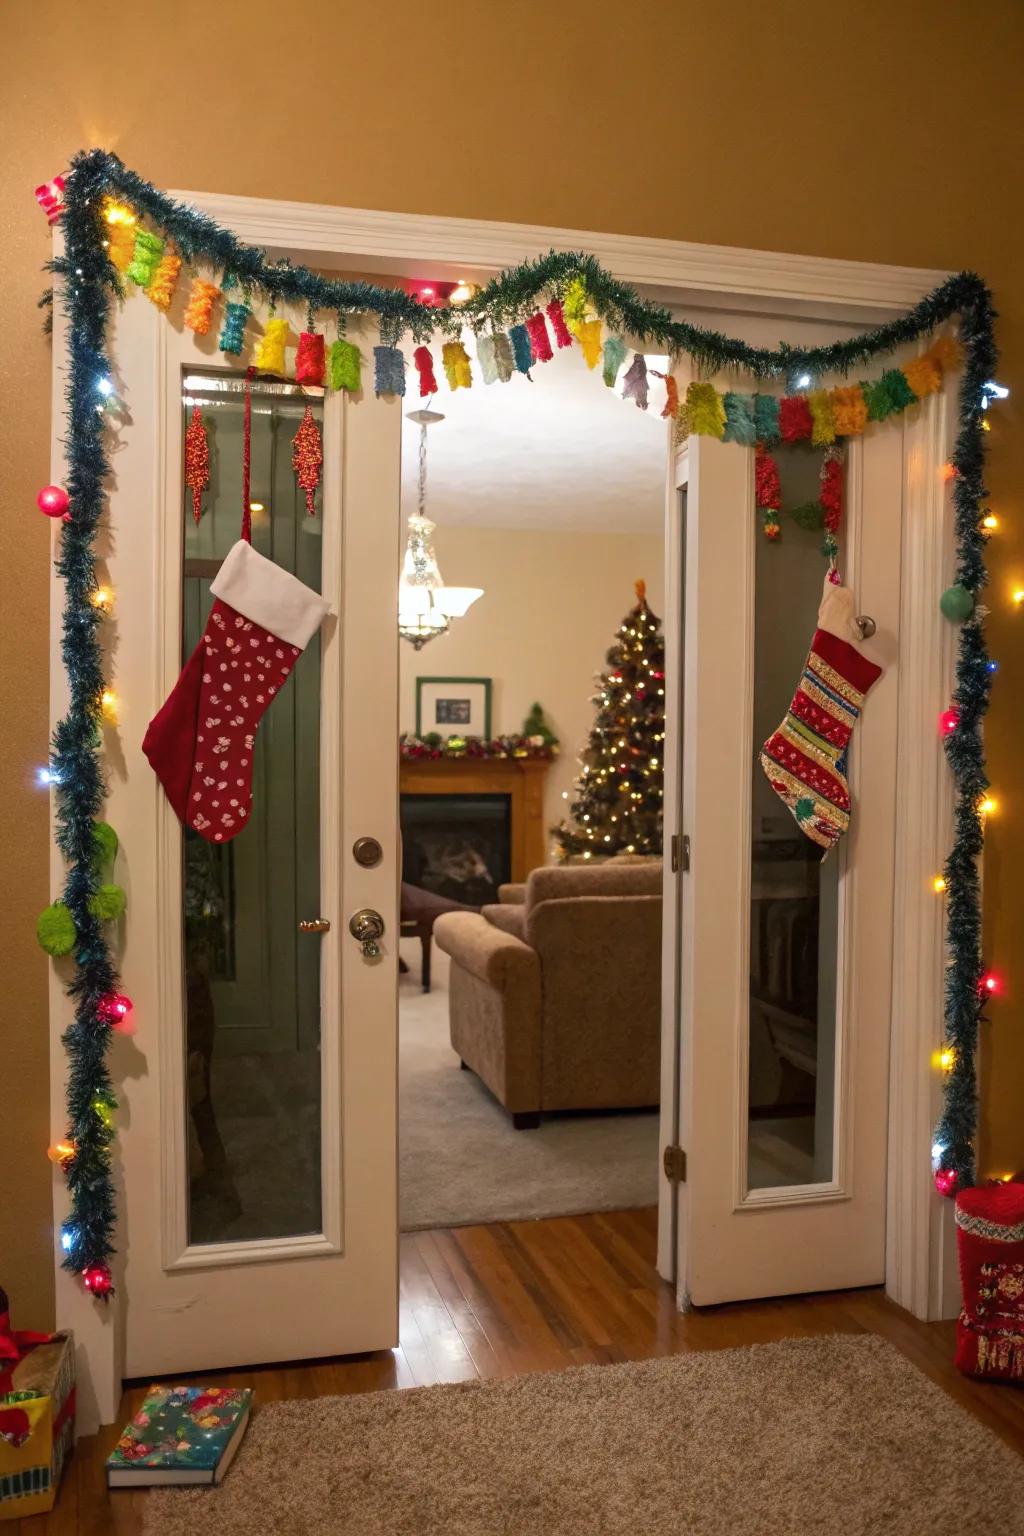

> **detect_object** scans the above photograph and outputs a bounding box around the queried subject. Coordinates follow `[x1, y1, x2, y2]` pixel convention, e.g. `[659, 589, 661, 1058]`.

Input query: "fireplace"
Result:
[401, 793, 511, 906]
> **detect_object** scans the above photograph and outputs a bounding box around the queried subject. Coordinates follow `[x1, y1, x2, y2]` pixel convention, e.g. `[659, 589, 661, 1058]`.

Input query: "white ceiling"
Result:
[399, 334, 667, 534]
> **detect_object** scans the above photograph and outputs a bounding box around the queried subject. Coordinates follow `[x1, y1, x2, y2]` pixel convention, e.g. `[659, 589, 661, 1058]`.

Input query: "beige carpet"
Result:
[399, 943, 658, 1230]
[143, 1335, 1024, 1535]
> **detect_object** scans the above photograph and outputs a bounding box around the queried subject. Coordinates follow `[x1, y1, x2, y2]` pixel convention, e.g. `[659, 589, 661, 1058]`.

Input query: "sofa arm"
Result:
[433, 911, 538, 991]
[497, 882, 527, 905]
[481, 903, 527, 941]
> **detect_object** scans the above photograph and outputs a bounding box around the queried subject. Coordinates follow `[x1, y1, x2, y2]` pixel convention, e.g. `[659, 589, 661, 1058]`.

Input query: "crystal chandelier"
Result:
[399, 409, 483, 649]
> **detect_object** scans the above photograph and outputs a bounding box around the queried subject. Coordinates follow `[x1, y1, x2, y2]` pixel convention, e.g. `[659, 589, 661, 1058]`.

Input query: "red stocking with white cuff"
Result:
[143, 540, 329, 844]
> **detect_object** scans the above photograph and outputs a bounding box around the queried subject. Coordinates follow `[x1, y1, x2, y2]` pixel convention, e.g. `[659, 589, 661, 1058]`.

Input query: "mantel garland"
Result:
[43, 147, 998, 1296]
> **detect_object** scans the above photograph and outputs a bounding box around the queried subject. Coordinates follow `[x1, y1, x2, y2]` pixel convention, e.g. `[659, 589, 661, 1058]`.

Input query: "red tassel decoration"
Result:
[820, 452, 844, 533]
[291, 405, 323, 517]
[546, 299, 574, 349]
[525, 311, 553, 364]
[184, 406, 210, 525]
[414, 345, 439, 397]
[295, 331, 326, 386]
[779, 395, 814, 443]
[755, 445, 782, 541]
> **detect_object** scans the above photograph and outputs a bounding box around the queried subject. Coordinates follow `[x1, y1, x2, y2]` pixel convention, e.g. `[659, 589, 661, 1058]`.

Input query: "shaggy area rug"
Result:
[142, 1335, 1024, 1535]
[399, 944, 658, 1230]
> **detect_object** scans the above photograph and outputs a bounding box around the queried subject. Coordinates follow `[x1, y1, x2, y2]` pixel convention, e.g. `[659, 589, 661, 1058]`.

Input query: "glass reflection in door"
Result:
[747, 445, 840, 1192]
[181, 372, 323, 1244]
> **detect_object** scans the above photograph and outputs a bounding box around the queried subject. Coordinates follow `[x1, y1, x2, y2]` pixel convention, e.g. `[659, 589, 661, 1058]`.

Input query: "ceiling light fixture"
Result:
[398, 410, 483, 649]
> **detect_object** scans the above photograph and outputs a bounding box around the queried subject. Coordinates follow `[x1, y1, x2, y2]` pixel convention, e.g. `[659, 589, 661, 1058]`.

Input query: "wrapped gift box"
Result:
[0, 1332, 75, 1520]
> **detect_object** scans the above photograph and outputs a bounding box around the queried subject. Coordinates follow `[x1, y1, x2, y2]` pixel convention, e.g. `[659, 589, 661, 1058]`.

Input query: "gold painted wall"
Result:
[3, 1, 1022, 1323]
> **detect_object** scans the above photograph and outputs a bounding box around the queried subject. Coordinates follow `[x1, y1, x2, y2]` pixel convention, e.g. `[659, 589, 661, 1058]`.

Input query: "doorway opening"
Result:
[396, 337, 669, 1232]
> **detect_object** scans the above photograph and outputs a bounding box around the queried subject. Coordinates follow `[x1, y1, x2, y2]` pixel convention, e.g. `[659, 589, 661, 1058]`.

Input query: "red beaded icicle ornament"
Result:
[292, 404, 323, 517]
[184, 405, 210, 524]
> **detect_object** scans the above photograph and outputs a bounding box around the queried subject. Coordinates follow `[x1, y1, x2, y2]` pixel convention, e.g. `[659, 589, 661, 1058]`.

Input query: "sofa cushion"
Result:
[481, 903, 527, 941]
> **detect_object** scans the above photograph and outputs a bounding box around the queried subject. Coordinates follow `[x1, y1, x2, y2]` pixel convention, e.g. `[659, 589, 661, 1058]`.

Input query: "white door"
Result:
[674, 416, 905, 1305]
[50, 289, 402, 1387]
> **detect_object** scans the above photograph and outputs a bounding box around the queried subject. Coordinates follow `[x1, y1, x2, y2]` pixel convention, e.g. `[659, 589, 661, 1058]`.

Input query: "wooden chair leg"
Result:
[420, 930, 431, 993]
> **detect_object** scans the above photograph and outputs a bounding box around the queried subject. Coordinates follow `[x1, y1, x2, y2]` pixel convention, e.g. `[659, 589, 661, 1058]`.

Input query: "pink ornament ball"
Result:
[935, 1166, 958, 1198]
[940, 708, 960, 737]
[37, 484, 70, 519]
[82, 1265, 113, 1297]
[98, 992, 135, 1032]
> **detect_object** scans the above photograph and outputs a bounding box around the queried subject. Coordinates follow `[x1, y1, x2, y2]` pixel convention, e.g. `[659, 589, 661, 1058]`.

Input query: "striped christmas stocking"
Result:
[760, 574, 882, 854]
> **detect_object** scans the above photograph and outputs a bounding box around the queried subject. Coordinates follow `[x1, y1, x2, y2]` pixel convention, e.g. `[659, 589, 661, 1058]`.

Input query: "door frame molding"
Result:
[48, 196, 956, 1429]
[168, 192, 962, 1317]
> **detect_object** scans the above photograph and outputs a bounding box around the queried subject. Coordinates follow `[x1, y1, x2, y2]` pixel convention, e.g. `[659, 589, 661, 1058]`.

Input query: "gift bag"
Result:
[0, 1326, 75, 1520]
[955, 1179, 1024, 1381]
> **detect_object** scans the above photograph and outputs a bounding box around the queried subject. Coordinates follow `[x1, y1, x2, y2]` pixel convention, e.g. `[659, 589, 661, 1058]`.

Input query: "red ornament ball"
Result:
[82, 1265, 113, 1296]
[940, 708, 960, 736]
[37, 484, 70, 519]
[934, 1167, 958, 1198]
[98, 992, 135, 1031]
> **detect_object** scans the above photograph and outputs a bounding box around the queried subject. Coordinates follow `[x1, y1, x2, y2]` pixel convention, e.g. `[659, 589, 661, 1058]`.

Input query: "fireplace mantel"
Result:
[399, 757, 551, 882]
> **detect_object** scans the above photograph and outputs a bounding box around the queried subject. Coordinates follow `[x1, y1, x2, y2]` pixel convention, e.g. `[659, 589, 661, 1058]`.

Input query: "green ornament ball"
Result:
[37, 901, 77, 957]
[91, 820, 119, 868]
[940, 584, 975, 622]
[88, 883, 127, 922]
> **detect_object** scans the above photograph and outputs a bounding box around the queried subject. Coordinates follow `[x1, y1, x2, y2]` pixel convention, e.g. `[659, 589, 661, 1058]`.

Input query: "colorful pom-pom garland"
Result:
[184, 277, 221, 335]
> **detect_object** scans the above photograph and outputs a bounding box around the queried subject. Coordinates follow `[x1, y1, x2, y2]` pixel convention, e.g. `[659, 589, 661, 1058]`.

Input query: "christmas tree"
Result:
[553, 580, 665, 861]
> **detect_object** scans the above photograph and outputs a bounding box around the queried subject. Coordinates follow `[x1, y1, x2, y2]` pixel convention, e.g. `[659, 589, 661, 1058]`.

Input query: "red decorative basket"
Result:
[955, 1179, 1024, 1380]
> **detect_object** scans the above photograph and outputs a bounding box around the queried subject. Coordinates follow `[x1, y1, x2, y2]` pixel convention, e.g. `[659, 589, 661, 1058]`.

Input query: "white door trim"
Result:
[48, 195, 957, 1432]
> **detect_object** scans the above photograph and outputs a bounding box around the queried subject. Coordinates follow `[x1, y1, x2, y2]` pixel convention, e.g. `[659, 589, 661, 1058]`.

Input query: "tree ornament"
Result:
[753, 394, 781, 447]
[621, 353, 649, 410]
[578, 319, 602, 370]
[219, 300, 250, 356]
[940, 584, 975, 622]
[830, 385, 867, 436]
[328, 338, 361, 392]
[441, 340, 472, 390]
[81, 1265, 113, 1298]
[779, 395, 814, 443]
[525, 311, 553, 364]
[34, 173, 66, 224]
[291, 405, 323, 516]
[760, 574, 882, 852]
[295, 330, 326, 386]
[36, 901, 77, 957]
[254, 316, 289, 374]
[722, 392, 757, 445]
[92, 1095, 116, 1133]
[373, 344, 406, 397]
[940, 707, 961, 737]
[88, 883, 126, 922]
[37, 484, 70, 519]
[47, 1140, 77, 1170]
[97, 992, 134, 1029]
[184, 406, 210, 524]
[809, 390, 836, 446]
[143, 539, 329, 844]
[602, 336, 627, 388]
[476, 334, 498, 384]
[935, 1166, 959, 1198]
[509, 325, 533, 376]
[562, 277, 588, 336]
[146, 249, 182, 311]
[183, 277, 220, 335]
[126, 229, 164, 287]
[413, 345, 438, 396]
[546, 298, 573, 349]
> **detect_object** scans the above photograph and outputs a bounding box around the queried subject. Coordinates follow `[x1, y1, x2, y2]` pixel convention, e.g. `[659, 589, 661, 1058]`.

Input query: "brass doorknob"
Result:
[349, 907, 385, 958]
[299, 918, 331, 934]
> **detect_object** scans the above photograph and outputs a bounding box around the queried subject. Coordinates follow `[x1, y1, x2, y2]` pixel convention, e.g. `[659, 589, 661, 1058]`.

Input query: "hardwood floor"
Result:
[14, 1208, 1024, 1533]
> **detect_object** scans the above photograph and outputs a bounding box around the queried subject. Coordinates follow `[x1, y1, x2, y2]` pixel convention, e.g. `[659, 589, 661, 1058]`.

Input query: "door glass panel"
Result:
[747, 445, 840, 1191]
[181, 371, 324, 1244]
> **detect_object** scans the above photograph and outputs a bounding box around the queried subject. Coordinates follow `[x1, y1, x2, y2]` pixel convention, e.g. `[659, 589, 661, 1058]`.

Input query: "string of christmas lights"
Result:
[35, 148, 1008, 1298]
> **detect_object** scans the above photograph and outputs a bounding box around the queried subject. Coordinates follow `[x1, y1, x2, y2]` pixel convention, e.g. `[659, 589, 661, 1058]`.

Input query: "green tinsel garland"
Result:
[48, 148, 996, 1290]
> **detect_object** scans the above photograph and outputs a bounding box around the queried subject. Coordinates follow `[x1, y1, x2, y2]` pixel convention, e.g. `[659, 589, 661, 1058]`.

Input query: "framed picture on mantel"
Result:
[416, 677, 492, 739]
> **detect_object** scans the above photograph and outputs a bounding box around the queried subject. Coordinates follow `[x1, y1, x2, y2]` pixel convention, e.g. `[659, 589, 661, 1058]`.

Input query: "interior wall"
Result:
[399, 526, 665, 843]
[4, 0, 1023, 1324]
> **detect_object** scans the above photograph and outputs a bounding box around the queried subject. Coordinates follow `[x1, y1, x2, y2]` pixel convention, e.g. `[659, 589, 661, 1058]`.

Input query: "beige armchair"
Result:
[433, 861, 662, 1128]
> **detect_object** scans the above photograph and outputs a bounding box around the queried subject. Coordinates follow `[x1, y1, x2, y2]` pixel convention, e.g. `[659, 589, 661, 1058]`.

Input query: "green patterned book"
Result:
[106, 1385, 252, 1487]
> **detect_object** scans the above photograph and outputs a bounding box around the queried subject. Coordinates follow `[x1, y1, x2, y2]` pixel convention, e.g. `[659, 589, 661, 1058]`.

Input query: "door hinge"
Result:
[663, 1144, 687, 1183]
[670, 834, 690, 873]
